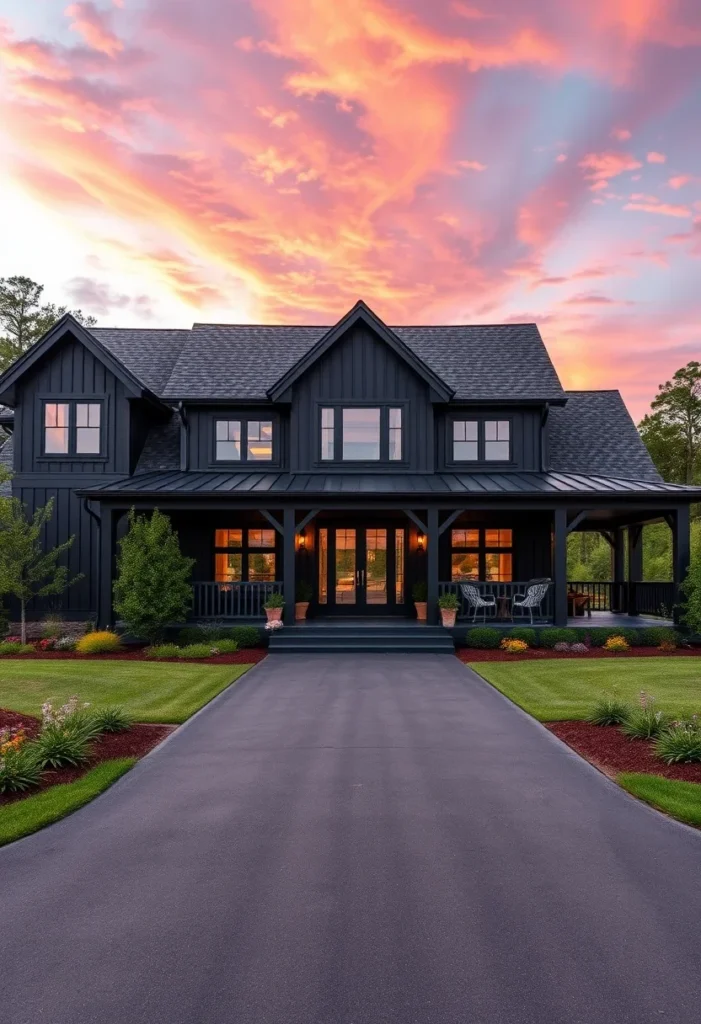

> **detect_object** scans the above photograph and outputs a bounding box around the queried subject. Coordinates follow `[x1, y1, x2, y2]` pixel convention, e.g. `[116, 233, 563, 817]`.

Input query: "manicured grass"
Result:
[619, 773, 701, 828]
[0, 661, 251, 723]
[0, 759, 136, 847]
[470, 658, 701, 722]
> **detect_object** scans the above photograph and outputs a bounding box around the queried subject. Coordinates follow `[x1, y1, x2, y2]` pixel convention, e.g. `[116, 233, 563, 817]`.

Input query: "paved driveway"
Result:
[2, 653, 701, 1023]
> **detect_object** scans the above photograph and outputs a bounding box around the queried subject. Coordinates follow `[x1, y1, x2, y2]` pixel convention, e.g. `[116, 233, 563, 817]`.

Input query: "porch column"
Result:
[427, 506, 439, 625]
[553, 508, 567, 626]
[99, 506, 114, 630]
[612, 527, 626, 612]
[283, 507, 296, 626]
[673, 504, 691, 625]
[627, 525, 643, 617]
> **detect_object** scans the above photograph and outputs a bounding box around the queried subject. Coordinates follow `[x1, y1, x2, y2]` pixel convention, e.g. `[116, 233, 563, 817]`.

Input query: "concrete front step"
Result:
[269, 642, 455, 654]
[269, 621, 455, 653]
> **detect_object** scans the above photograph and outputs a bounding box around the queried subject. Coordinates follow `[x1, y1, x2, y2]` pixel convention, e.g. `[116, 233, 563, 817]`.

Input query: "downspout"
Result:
[177, 401, 189, 471]
[540, 402, 550, 472]
[83, 499, 102, 626]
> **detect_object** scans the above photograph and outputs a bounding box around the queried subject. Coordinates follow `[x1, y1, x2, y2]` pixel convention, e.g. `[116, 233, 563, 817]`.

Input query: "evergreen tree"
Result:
[0, 276, 97, 371]
[113, 509, 194, 642]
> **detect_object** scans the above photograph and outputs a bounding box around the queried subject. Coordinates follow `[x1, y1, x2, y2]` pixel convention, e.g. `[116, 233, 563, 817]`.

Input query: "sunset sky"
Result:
[1, 1, 700, 419]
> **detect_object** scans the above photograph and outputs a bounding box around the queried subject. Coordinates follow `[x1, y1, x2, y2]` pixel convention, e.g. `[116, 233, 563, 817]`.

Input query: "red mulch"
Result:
[0, 708, 173, 806]
[0, 649, 268, 664]
[547, 720, 701, 783]
[457, 647, 701, 662]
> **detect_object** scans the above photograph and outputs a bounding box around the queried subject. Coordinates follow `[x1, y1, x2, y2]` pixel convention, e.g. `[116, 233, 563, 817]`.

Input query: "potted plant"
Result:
[295, 580, 313, 620]
[263, 591, 285, 622]
[412, 581, 428, 622]
[438, 591, 459, 628]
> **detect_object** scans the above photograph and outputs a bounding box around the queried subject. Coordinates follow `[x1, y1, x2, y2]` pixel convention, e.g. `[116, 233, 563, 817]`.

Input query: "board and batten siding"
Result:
[288, 322, 435, 472]
[435, 406, 543, 473]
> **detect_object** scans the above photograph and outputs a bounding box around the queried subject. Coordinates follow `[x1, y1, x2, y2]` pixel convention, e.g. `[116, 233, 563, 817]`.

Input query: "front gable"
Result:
[268, 301, 454, 403]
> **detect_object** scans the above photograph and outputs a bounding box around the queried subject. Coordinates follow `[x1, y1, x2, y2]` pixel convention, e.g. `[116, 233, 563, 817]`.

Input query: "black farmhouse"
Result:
[0, 300, 697, 643]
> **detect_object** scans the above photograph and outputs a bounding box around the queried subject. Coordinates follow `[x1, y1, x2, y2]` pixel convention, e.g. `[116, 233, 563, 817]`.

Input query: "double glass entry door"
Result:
[318, 526, 406, 614]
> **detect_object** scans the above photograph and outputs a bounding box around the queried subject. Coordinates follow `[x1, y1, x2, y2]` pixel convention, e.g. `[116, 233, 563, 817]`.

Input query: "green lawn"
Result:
[619, 773, 701, 829]
[0, 660, 252, 723]
[0, 759, 136, 847]
[470, 658, 701, 722]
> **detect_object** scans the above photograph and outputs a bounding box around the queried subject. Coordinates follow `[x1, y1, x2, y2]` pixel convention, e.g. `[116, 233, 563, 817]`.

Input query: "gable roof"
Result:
[90, 328, 189, 394]
[267, 301, 454, 402]
[548, 391, 660, 482]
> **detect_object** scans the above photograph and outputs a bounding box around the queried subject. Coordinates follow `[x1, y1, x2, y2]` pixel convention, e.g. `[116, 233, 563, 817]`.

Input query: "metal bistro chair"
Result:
[459, 583, 497, 623]
[512, 579, 552, 624]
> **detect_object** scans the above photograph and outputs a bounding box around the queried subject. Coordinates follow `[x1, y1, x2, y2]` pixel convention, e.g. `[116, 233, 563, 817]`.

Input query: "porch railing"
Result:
[568, 580, 675, 618]
[192, 581, 283, 619]
[630, 581, 676, 619]
[439, 581, 554, 622]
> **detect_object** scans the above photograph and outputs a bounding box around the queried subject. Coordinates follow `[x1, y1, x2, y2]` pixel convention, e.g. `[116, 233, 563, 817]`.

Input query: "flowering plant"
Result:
[658, 640, 677, 652]
[603, 635, 629, 652]
[55, 636, 76, 651]
[264, 620, 283, 631]
[38, 638, 56, 651]
[6, 636, 21, 644]
[41, 695, 90, 729]
[0, 727, 27, 756]
[500, 638, 528, 654]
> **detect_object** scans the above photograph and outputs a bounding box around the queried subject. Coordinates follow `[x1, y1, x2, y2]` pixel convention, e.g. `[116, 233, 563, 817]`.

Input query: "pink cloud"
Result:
[555, 153, 567, 162]
[64, 2, 123, 57]
[610, 128, 631, 141]
[624, 200, 692, 218]
[578, 151, 642, 189]
[668, 174, 694, 189]
[456, 160, 486, 171]
[647, 151, 667, 163]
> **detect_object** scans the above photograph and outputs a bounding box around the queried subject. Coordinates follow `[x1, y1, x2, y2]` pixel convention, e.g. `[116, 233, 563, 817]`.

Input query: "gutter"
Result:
[540, 402, 550, 472]
[177, 401, 189, 471]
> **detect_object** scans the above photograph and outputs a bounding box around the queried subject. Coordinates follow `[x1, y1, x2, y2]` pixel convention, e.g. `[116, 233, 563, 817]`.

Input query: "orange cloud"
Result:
[578, 151, 642, 189]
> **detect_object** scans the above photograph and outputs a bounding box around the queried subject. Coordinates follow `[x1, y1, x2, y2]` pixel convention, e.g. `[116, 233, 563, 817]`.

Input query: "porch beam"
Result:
[438, 509, 463, 536]
[403, 509, 428, 534]
[553, 508, 568, 627]
[283, 507, 296, 625]
[99, 506, 114, 630]
[295, 508, 319, 534]
[599, 530, 615, 548]
[612, 526, 626, 612]
[566, 510, 588, 534]
[260, 509, 284, 535]
[663, 513, 675, 531]
[627, 525, 643, 617]
[427, 507, 439, 625]
[673, 504, 691, 625]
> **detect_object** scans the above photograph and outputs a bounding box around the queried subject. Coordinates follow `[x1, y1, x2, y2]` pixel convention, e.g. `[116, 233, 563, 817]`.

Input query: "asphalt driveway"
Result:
[2, 653, 701, 1024]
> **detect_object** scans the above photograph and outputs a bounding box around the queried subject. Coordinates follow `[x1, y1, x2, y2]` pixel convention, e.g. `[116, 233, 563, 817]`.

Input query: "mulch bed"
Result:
[547, 720, 701, 783]
[0, 649, 268, 665]
[457, 647, 701, 662]
[0, 708, 173, 806]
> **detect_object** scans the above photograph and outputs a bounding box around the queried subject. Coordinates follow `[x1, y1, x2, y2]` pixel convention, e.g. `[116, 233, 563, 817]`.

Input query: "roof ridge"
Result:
[564, 388, 621, 394]
[189, 321, 539, 329]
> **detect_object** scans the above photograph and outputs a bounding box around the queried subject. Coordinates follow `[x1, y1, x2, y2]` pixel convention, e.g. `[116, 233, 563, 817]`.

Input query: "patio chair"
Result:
[459, 583, 497, 623]
[512, 580, 552, 624]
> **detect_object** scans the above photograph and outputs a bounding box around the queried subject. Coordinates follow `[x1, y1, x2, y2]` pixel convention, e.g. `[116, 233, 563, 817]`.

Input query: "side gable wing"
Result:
[268, 300, 455, 402]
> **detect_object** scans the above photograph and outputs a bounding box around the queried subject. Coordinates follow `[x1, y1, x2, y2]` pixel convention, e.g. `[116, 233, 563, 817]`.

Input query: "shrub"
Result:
[655, 721, 701, 764]
[228, 625, 262, 649]
[145, 644, 181, 659]
[75, 630, 122, 655]
[603, 635, 630, 652]
[412, 581, 427, 602]
[680, 561, 701, 635]
[586, 694, 632, 726]
[177, 623, 261, 648]
[55, 635, 76, 651]
[0, 641, 35, 655]
[500, 638, 528, 654]
[438, 592, 460, 610]
[113, 508, 195, 643]
[509, 627, 536, 647]
[620, 693, 668, 740]
[570, 642, 589, 654]
[263, 592, 284, 609]
[211, 639, 238, 654]
[465, 627, 501, 649]
[539, 628, 577, 649]
[637, 627, 680, 648]
[33, 724, 92, 769]
[40, 615, 65, 639]
[178, 643, 214, 659]
[0, 745, 43, 794]
[658, 640, 678, 652]
[91, 706, 132, 733]
[177, 626, 205, 645]
[585, 627, 639, 648]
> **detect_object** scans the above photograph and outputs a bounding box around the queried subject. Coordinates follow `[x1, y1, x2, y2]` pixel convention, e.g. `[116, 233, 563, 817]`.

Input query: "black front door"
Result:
[317, 525, 408, 615]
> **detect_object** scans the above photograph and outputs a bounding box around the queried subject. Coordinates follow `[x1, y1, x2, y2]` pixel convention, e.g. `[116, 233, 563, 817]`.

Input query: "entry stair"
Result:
[268, 619, 455, 654]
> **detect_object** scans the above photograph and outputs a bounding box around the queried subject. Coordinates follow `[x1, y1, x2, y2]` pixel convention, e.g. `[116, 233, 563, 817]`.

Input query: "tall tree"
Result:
[639, 362, 701, 485]
[0, 276, 97, 372]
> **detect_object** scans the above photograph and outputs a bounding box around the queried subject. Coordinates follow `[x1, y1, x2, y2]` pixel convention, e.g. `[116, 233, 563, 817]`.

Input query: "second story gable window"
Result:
[44, 403, 69, 454]
[343, 408, 380, 460]
[485, 420, 510, 460]
[389, 407, 402, 461]
[319, 406, 405, 463]
[452, 419, 511, 463]
[75, 403, 101, 454]
[453, 420, 478, 461]
[215, 419, 273, 463]
[321, 408, 334, 461]
[43, 401, 102, 456]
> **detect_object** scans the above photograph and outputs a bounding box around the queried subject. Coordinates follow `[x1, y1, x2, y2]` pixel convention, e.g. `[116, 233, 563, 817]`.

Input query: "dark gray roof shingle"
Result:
[155, 322, 564, 401]
[134, 414, 181, 473]
[0, 435, 13, 496]
[91, 329, 189, 394]
[549, 391, 660, 481]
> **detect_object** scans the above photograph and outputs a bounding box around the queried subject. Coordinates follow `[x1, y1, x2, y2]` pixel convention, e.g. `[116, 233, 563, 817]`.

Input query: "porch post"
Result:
[627, 525, 643, 617]
[672, 504, 691, 625]
[283, 507, 296, 626]
[99, 506, 114, 630]
[427, 506, 439, 625]
[612, 527, 625, 612]
[553, 507, 567, 626]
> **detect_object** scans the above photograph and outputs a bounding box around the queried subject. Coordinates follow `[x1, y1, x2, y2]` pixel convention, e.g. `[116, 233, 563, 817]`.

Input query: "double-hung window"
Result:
[452, 419, 511, 462]
[215, 419, 273, 463]
[450, 528, 513, 582]
[214, 528, 277, 583]
[43, 401, 102, 456]
[319, 406, 404, 462]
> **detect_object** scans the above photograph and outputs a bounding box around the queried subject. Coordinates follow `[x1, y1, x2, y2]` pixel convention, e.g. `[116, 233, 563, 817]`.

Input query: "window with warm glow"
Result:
[450, 527, 513, 582]
[247, 421, 273, 461]
[44, 403, 70, 454]
[214, 528, 277, 581]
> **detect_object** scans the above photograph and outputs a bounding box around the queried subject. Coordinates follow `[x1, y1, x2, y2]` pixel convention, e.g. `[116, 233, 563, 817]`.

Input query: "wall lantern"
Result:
[297, 529, 306, 551]
[417, 532, 426, 552]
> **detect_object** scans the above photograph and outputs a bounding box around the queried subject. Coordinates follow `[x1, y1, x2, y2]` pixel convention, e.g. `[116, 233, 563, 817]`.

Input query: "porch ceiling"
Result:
[77, 470, 701, 500]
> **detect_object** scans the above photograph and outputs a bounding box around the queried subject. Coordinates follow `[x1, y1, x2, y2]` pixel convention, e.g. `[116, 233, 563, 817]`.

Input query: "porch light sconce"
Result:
[417, 532, 426, 552]
[297, 529, 306, 551]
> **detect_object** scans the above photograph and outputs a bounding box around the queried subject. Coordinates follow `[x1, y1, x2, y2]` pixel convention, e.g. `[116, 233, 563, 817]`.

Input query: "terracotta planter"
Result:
[295, 601, 309, 621]
[415, 601, 427, 622]
[265, 606, 283, 622]
[440, 608, 457, 628]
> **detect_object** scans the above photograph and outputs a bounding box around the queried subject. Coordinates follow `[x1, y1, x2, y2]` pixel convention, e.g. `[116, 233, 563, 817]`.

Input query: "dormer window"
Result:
[215, 418, 273, 463]
[451, 418, 511, 463]
[42, 400, 102, 456]
[319, 406, 405, 463]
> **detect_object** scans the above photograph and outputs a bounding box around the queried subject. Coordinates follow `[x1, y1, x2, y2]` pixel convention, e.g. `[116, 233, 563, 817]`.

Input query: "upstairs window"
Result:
[320, 406, 405, 463]
[43, 400, 103, 456]
[215, 419, 273, 463]
[485, 420, 510, 460]
[321, 408, 335, 461]
[343, 408, 380, 460]
[451, 418, 511, 463]
[389, 407, 402, 461]
[453, 420, 478, 461]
